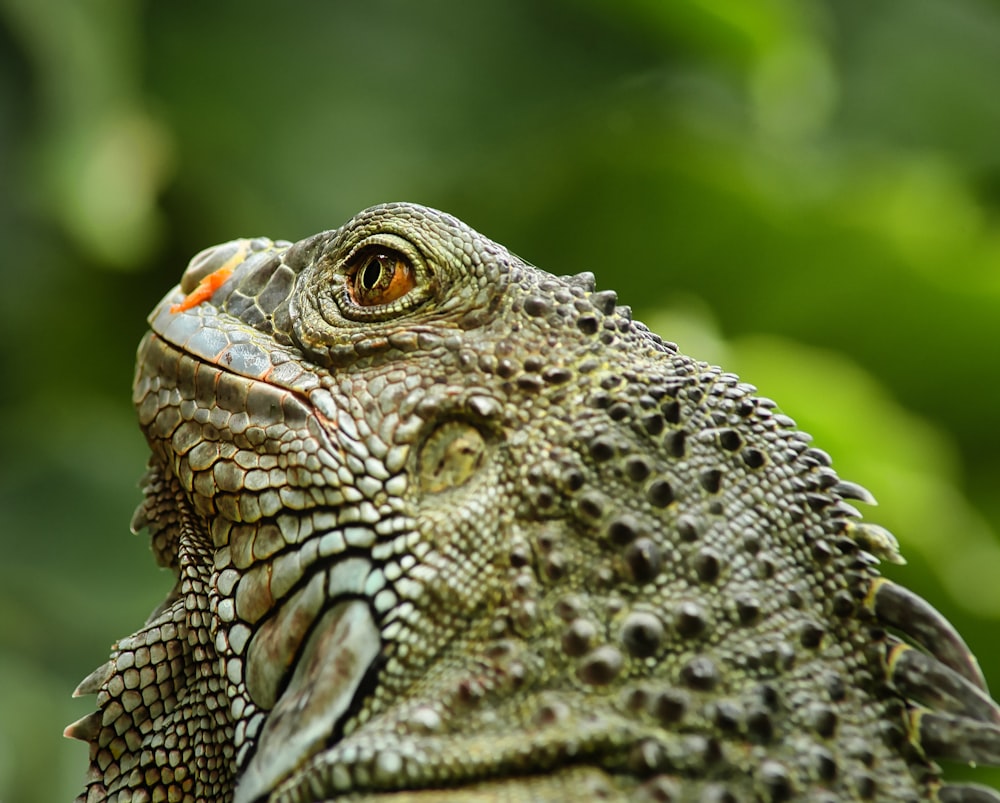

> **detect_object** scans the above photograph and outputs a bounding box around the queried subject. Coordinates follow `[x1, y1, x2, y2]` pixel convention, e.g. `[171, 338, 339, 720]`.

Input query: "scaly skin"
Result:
[69, 204, 1000, 802]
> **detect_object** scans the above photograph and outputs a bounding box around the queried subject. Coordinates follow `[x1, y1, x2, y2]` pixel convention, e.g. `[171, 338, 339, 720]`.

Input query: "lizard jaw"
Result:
[234, 599, 381, 803]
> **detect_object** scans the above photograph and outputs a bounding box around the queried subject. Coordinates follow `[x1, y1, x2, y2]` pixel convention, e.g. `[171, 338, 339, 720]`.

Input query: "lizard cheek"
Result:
[235, 598, 381, 803]
[243, 556, 374, 710]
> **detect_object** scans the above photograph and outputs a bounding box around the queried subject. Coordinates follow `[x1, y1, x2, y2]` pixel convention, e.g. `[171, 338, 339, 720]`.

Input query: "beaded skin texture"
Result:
[68, 203, 1000, 802]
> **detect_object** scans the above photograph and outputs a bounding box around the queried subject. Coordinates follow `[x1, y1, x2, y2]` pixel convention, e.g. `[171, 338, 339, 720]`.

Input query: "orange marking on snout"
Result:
[170, 266, 234, 313]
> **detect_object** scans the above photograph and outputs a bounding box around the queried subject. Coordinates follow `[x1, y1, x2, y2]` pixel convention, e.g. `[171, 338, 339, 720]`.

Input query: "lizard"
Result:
[66, 202, 1000, 802]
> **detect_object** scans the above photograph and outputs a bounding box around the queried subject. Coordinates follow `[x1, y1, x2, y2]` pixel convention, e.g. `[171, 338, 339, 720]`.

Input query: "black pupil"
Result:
[360, 256, 386, 291]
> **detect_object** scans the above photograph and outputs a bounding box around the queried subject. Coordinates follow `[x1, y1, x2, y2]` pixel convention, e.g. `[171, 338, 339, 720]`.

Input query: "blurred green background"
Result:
[2, 1, 999, 799]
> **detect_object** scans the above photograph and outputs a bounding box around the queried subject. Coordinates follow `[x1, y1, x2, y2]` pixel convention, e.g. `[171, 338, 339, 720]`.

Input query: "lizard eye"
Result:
[347, 247, 416, 307]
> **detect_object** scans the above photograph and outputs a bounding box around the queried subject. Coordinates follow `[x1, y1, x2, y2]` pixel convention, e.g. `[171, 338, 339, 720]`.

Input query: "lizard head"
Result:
[70, 203, 1000, 802]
